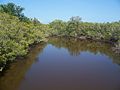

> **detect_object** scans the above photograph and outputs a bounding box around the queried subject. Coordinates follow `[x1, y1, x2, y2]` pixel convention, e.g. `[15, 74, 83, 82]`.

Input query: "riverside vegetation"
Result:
[0, 3, 120, 71]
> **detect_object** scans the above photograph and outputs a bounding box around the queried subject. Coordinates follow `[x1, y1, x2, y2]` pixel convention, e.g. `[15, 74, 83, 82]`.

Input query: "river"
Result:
[0, 38, 120, 90]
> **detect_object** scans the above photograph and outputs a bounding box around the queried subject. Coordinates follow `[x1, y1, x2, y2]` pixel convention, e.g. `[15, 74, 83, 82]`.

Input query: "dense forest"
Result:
[0, 3, 120, 71]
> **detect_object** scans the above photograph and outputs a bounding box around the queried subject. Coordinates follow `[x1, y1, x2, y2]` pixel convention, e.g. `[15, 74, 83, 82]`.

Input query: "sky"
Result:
[0, 0, 120, 23]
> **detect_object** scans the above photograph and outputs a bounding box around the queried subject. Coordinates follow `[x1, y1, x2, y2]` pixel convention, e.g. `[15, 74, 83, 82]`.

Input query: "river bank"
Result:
[0, 41, 46, 72]
[51, 35, 120, 55]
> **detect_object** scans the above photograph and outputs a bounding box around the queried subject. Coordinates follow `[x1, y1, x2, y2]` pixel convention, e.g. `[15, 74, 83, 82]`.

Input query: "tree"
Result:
[32, 18, 41, 25]
[49, 20, 66, 36]
[66, 16, 82, 36]
[0, 3, 25, 21]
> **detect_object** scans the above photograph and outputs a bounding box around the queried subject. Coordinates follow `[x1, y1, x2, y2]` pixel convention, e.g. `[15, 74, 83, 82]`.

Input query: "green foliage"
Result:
[0, 3, 29, 22]
[0, 12, 46, 69]
[65, 16, 81, 36]
[49, 20, 66, 36]
[49, 16, 120, 43]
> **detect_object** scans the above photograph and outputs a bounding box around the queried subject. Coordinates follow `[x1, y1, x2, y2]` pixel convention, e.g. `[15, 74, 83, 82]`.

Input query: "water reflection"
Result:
[0, 43, 46, 90]
[49, 37, 120, 65]
[0, 38, 120, 90]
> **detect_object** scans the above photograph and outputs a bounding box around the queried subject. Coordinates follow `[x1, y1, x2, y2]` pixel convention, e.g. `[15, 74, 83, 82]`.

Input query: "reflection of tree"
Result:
[49, 37, 120, 64]
[0, 38, 120, 90]
[0, 43, 46, 90]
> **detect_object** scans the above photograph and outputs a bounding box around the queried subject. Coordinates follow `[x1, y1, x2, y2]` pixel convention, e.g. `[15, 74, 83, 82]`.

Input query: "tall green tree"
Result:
[67, 16, 82, 36]
[49, 20, 66, 36]
[0, 3, 25, 21]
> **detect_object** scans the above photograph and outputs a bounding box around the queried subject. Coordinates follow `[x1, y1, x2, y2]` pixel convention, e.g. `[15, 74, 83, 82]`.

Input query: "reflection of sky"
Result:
[1, 0, 120, 23]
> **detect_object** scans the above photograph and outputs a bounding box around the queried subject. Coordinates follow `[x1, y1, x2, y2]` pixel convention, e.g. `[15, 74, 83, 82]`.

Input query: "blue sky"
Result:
[0, 0, 120, 23]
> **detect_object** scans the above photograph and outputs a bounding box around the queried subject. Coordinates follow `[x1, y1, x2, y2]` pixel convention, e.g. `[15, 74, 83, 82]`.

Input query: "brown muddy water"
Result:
[0, 38, 120, 90]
